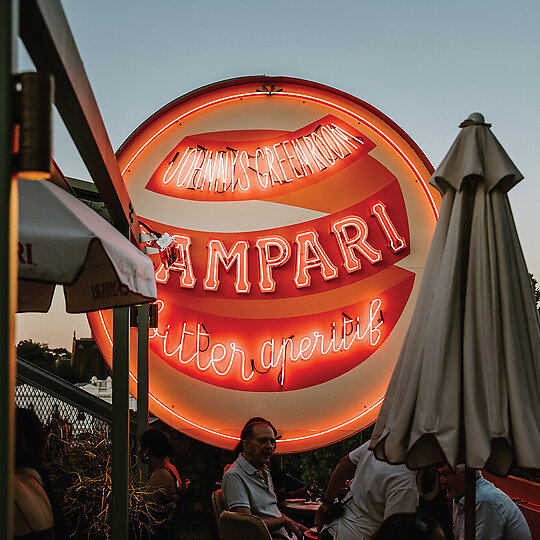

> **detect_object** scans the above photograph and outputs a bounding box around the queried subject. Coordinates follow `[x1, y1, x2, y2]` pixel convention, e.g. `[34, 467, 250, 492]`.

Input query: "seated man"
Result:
[315, 440, 419, 540]
[222, 419, 307, 539]
[438, 464, 531, 540]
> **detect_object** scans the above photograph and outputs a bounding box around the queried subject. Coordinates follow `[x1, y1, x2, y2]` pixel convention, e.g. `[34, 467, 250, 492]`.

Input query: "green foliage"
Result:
[17, 339, 55, 366]
[280, 425, 374, 489]
[17, 339, 79, 383]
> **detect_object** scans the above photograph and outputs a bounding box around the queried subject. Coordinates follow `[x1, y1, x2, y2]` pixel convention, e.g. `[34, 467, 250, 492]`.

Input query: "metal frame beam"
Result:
[16, 357, 113, 424]
[17, 2, 147, 537]
[19, 0, 139, 240]
[0, 1, 18, 538]
[112, 305, 130, 540]
[137, 303, 150, 483]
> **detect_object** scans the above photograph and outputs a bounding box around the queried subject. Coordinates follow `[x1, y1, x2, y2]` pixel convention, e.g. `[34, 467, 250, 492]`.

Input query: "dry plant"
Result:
[46, 419, 166, 539]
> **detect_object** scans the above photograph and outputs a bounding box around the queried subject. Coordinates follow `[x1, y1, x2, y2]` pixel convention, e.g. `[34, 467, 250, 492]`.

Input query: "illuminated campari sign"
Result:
[87, 77, 440, 451]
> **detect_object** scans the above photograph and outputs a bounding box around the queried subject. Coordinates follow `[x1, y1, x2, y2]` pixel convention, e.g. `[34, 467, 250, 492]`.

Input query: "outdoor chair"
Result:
[211, 488, 226, 528]
[218, 510, 272, 540]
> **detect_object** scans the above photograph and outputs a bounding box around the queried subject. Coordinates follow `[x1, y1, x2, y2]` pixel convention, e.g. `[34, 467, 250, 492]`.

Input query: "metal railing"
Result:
[16, 357, 113, 426]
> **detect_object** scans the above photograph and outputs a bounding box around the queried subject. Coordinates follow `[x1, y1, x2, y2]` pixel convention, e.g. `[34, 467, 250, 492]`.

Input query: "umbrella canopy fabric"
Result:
[369, 113, 540, 476]
[18, 179, 157, 313]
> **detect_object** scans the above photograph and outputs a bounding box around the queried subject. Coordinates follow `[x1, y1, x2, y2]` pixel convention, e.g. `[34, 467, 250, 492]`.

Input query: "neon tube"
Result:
[121, 90, 438, 220]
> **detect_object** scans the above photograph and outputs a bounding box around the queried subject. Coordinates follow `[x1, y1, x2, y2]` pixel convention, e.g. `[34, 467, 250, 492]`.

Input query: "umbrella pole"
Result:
[465, 467, 476, 540]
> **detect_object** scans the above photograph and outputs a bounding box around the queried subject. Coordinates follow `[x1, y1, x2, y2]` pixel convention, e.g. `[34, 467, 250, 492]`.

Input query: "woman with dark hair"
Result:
[14, 407, 55, 539]
[370, 511, 445, 540]
[139, 428, 182, 539]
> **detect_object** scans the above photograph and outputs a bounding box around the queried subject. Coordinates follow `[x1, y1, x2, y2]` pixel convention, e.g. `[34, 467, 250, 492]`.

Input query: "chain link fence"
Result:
[15, 382, 110, 441]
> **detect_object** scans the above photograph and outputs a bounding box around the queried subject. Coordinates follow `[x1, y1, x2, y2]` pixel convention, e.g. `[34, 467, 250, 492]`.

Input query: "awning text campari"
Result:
[139, 114, 414, 391]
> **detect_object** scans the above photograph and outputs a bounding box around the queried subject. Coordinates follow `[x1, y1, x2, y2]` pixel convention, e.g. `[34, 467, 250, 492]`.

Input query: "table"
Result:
[279, 499, 321, 528]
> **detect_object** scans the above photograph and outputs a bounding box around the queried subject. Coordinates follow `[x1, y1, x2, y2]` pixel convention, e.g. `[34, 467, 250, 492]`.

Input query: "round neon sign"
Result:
[88, 77, 440, 451]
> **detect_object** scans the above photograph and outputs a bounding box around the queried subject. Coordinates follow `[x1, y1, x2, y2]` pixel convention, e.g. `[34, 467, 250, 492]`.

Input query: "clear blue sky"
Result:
[16, 0, 540, 348]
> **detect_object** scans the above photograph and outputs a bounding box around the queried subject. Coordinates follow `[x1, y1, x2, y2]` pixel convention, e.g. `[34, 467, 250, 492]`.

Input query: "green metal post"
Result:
[112, 305, 130, 540]
[137, 302, 149, 483]
[0, 1, 18, 539]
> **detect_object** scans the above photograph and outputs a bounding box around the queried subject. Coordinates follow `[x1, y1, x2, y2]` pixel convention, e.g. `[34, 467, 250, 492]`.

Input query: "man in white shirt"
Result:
[315, 440, 419, 540]
[439, 464, 531, 540]
[222, 419, 307, 539]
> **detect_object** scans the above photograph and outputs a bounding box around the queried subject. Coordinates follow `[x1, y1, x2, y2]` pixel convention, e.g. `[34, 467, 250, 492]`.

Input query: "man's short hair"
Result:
[240, 417, 277, 442]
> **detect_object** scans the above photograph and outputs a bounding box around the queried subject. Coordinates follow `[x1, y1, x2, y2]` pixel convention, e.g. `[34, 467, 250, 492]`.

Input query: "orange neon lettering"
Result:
[264, 146, 284, 185]
[255, 236, 291, 293]
[206, 343, 228, 372]
[203, 239, 251, 293]
[204, 151, 222, 192]
[153, 121, 371, 199]
[370, 201, 406, 253]
[281, 140, 304, 180]
[182, 148, 205, 188]
[214, 151, 228, 192]
[162, 147, 191, 186]
[294, 230, 338, 288]
[277, 337, 293, 385]
[227, 150, 239, 192]
[194, 324, 211, 371]
[259, 339, 275, 370]
[189, 149, 207, 189]
[198, 150, 212, 191]
[331, 216, 382, 272]
[154, 235, 196, 288]
[195, 150, 212, 190]
[330, 123, 363, 152]
[255, 147, 269, 188]
[176, 322, 195, 364]
[231, 343, 255, 381]
[291, 138, 313, 175]
[296, 336, 316, 360]
[149, 299, 384, 385]
[170, 147, 199, 188]
[237, 150, 251, 190]
[320, 125, 348, 159]
[359, 298, 383, 346]
[311, 131, 336, 165]
[273, 143, 294, 182]
[301, 135, 328, 171]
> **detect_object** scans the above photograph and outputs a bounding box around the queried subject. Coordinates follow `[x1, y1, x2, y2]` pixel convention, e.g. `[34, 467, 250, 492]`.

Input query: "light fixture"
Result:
[15, 72, 54, 180]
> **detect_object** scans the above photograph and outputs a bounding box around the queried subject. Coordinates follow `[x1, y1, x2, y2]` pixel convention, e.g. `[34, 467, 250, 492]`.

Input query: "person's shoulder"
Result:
[372, 458, 416, 489]
[14, 471, 54, 534]
[150, 467, 177, 490]
[15, 468, 48, 500]
[476, 478, 518, 510]
[223, 459, 244, 482]
[16, 467, 44, 486]
[14, 474, 33, 500]
[349, 441, 370, 463]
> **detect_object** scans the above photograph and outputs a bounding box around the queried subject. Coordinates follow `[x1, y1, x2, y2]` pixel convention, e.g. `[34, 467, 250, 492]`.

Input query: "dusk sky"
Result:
[16, 0, 540, 349]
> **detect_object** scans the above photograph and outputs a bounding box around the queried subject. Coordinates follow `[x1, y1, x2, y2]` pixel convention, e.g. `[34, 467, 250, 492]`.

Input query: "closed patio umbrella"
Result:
[369, 113, 540, 536]
[18, 178, 157, 313]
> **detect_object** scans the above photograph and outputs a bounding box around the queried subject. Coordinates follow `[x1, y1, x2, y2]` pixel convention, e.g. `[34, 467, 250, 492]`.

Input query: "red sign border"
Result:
[90, 76, 440, 451]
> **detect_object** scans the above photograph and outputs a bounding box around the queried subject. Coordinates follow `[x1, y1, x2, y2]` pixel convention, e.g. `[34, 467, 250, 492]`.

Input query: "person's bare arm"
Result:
[232, 506, 306, 538]
[14, 474, 54, 535]
[315, 455, 356, 530]
[147, 469, 175, 500]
